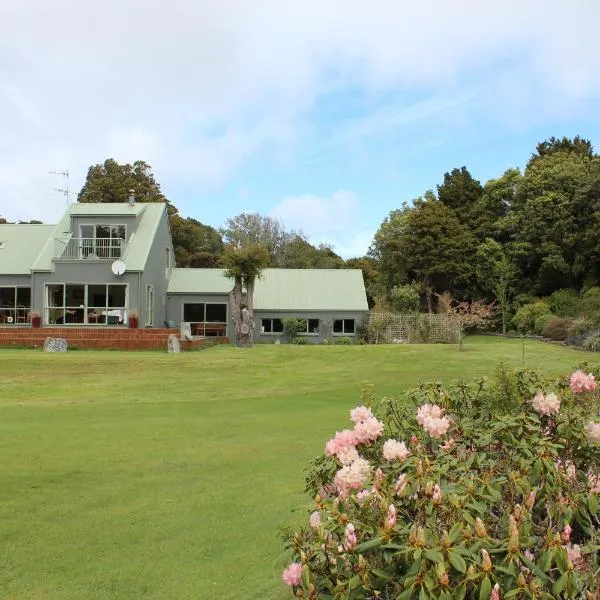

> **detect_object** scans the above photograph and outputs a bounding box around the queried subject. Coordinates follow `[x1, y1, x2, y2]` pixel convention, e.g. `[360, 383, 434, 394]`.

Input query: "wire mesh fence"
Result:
[365, 313, 462, 344]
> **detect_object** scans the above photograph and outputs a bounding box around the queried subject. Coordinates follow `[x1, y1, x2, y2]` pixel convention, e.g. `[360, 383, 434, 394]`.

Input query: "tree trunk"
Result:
[426, 288, 433, 314]
[245, 278, 255, 346]
[230, 275, 249, 346]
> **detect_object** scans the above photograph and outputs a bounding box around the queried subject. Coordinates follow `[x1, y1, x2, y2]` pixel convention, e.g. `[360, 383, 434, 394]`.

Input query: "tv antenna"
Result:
[49, 169, 71, 204]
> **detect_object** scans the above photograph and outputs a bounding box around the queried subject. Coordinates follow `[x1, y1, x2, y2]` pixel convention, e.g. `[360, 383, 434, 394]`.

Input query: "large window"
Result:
[333, 319, 355, 335]
[261, 318, 283, 334]
[79, 224, 127, 258]
[45, 283, 127, 325]
[183, 303, 227, 336]
[0, 287, 31, 324]
[298, 318, 320, 335]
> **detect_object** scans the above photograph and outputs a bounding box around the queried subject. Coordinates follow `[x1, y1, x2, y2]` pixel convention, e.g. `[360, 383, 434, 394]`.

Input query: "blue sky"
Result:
[1, 0, 599, 257]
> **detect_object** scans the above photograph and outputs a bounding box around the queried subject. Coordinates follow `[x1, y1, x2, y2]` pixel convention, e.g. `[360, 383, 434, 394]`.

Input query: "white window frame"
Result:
[298, 318, 320, 336]
[261, 318, 284, 335]
[79, 224, 127, 259]
[145, 285, 154, 327]
[332, 318, 356, 336]
[181, 302, 228, 337]
[44, 283, 129, 325]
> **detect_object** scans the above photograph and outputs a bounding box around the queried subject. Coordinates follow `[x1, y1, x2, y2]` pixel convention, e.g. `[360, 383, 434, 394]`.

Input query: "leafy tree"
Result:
[345, 257, 380, 308]
[78, 159, 167, 204]
[169, 215, 223, 267]
[223, 244, 270, 346]
[280, 236, 345, 269]
[475, 238, 517, 334]
[390, 283, 421, 313]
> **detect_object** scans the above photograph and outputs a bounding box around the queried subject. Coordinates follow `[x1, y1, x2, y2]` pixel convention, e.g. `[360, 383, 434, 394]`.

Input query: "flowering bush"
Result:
[282, 366, 600, 599]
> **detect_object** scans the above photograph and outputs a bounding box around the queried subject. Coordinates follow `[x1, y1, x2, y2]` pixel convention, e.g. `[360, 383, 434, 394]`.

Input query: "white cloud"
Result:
[270, 190, 372, 258]
[1, 0, 599, 221]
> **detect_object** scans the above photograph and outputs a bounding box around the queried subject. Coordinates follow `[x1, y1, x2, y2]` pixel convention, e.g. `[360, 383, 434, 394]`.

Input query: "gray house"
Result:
[0, 201, 368, 342]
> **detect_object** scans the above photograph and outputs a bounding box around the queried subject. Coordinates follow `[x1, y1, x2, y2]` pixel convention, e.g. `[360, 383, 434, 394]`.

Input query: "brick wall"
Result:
[0, 327, 229, 351]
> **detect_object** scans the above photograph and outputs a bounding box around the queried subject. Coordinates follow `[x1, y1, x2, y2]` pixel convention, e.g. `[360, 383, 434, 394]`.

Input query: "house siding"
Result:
[253, 310, 367, 344]
[166, 293, 233, 339]
[139, 210, 172, 327]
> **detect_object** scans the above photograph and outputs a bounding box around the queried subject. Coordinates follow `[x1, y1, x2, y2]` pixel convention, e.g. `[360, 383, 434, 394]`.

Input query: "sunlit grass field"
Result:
[0, 336, 591, 599]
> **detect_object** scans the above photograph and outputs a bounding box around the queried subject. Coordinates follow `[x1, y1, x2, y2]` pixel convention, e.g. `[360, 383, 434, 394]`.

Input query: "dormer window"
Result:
[80, 224, 127, 258]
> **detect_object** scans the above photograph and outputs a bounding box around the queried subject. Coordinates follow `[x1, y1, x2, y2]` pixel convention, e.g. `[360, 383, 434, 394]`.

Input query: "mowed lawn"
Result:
[0, 337, 593, 600]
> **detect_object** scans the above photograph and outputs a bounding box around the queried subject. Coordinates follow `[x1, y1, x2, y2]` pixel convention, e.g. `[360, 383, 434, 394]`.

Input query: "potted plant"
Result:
[128, 308, 139, 329]
[30, 310, 41, 328]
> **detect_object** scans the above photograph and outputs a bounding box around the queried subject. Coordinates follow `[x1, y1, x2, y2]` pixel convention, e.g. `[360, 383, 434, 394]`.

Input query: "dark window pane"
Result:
[108, 285, 126, 307]
[308, 319, 319, 333]
[262, 319, 272, 333]
[273, 319, 283, 333]
[344, 319, 355, 334]
[96, 225, 111, 239]
[183, 303, 204, 322]
[333, 319, 343, 333]
[205, 304, 226, 322]
[16, 288, 31, 307]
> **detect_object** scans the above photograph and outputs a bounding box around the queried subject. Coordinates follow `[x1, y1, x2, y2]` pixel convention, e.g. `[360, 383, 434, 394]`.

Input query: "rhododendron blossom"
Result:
[569, 370, 596, 394]
[562, 523, 571, 543]
[382, 439, 411, 462]
[440, 438, 456, 451]
[421, 415, 451, 438]
[350, 405, 373, 424]
[491, 583, 501, 600]
[344, 523, 357, 551]
[309, 510, 321, 529]
[334, 457, 371, 496]
[530, 391, 560, 416]
[416, 403, 444, 425]
[585, 421, 600, 443]
[337, 446, 359, 465]
[353, 417, 384, 444]
[432, 484, 442, 504]
[385, 503, 396, 529]
[282, 562, 302, 586]
[325, 429, 358, 459]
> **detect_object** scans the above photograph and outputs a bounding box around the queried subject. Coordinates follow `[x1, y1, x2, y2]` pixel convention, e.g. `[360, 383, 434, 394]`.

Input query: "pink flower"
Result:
[374, 468, 384, 490]
[440, 438, 456, 451]
[530, 391, 560, 416]
[569, 370, 597, 394]
[344, 523, 357, 551]
[416, 403, 444, 425]
[353, 417, 384, 444]
[325, 429, 358, 460]
[282, 562, 302, 586]
[410, 435, 419, 446]
[382, 439, 411, 462]
[491, 583, 501, 600]
[565, 543, 581, 564]
[585, 422, 600, 443]
[309, 510, 321, 529]
[337, 446, 359, 465]
[562, 524, 571, 543]
[432, 484, 442, 505]
[395, 474, 408, 495]
[350, 405, 373, 423]
[334, 457, 372, 496]
[422, 415, 451, 438]
[385, 503, 397, 529]
[355, 489, 372, 502]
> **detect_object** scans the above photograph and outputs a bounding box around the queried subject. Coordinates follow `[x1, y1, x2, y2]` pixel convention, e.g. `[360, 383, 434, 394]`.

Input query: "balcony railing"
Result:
[54, 237, 128, 260]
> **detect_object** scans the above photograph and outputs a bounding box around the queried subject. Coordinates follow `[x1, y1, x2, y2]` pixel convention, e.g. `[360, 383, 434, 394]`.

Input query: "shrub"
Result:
[581, 287, 600, 317]
[290, 337, 309, 345]
[533, 312, 554, 336]
[334, 336, 353, 345]
[282, 367, 600, 599]
[390, 284, 421, 314]
[542, 316, 573, 341]
[512, 301, 551, 333]
[548, 289, 581, 317]
[284, 318, 307, 341]
[584, 333, 600, 352]
[569, 317, 594, 337]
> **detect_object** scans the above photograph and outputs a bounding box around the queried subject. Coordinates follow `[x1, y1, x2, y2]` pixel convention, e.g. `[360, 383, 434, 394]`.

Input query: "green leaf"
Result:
[479, 576, 491, 600]
[589, 493, 598, 515]
[419, 585, 429, 600]
[552, 573, 568, 596]
[448, 523, 462, 543]
[554, 547, 569, 574]
[397, 587, 414, 600]
[448, 550, 467, 573]
[370, 568, 391, 581]
[301, 564, 311, 590]
[537, 549, 554, 573]
[355, 538, 382, 553]
[454, 585, 466, 600]
[518, 552, 549, 581]
[424, 549, 444, 564]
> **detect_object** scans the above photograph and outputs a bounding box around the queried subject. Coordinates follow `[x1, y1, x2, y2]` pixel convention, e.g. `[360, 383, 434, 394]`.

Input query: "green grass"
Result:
[0, 336, 592, 599]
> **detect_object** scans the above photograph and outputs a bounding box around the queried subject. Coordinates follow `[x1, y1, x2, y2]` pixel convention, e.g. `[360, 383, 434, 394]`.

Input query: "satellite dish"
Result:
[111, 259, 126, 276]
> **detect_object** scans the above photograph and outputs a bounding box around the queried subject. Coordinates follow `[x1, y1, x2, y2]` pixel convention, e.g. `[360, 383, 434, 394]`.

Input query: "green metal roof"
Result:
[253, 269, 368, 311]
[0, 224, 55, 275]
[30, 202, 167, 272]
[168, 269, 233, 294]
[168, 268, 368, 311]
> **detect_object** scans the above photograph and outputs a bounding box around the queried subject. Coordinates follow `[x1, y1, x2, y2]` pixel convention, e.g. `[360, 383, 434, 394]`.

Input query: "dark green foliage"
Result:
[542, 316, 573, 341]
[390, 284, 421, 313]
[283, 318, 307, 341]
[534, 312, 555, 336]
[512, 301, 551, 333]
[548, 288, 581, 317]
